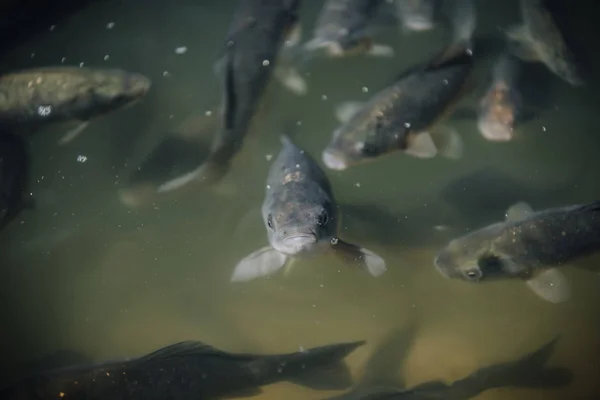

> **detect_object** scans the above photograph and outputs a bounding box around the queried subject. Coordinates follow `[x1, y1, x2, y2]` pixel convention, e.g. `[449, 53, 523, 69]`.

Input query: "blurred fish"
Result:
[439, 167, 575, 229]
[321, 0, 475, 170]
[231, 135, 386, 282]
[302, 0, 395, 59]
[507, 0, 583, 86]
[326, 325, 418, 400]
[176, 0, 306, 189]
[0, 67, 151, 144]
[0, 130, 33, 231]
[395, 0, 443, 32]
[1, 339, 365, 399]
[434, 200, 600, 303]
[117, 108, 219, 208]
[338, 337, 572, 399]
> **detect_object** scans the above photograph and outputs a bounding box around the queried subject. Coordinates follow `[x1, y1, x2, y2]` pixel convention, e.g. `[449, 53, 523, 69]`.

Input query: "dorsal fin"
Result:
[137, 341, 229, 362]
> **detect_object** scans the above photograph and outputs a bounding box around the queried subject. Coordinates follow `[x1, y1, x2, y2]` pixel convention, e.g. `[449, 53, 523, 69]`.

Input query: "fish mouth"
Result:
[279, 233, 318, 254]
[477, 118, 514, 142]
[322, 149, 349, 171]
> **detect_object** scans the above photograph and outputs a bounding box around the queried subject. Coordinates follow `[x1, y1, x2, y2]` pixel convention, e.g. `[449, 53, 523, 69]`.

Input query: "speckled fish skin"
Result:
[0, 340, 364, 400]
[325, 51, 472, 167]
[311, 0, 386, 54]
[0, 130, 31, 231]
[0, 67, 150, 126]
[477, 53, 524, 142]
[210, 0, 301, 157]
[519, 0, 582, 85]
[263, 135, 337, 255]
[434, 201, 600, 281]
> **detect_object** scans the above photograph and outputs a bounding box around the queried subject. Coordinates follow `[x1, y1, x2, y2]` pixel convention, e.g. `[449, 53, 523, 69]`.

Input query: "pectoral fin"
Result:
[285, 23, 302, 48]
[231, 246, 288, 282]
[525, 268, 571, 304]
[332, 239, 387, 277]
[366, 43, 395, 57]
[404, 132, 438, 158]
[335, 101, 365, 123]
[58, 121, 90, 145]
[506, 26, 540, 62]
[428, 125, 464, 160]
[274, 65, 307, 95]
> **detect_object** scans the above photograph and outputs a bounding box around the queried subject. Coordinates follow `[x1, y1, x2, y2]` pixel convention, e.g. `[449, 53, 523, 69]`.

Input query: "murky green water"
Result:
[1, 0, 600, 398]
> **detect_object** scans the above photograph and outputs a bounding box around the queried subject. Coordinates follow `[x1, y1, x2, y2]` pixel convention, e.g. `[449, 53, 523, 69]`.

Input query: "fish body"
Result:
[1, 340, 365, 400]
[507, 0, 582, 85]
[322, 50, 471, 170]
[231, 135, 386, 282]
[0, 130, 32, 231]
[434, 201, 600, 303]
[395, 0, 443, 32]
[477, 53, 526, 142]
[200, 0, 305, 184]
[0, 67, 150, 127]
[304, 0, 394, 58]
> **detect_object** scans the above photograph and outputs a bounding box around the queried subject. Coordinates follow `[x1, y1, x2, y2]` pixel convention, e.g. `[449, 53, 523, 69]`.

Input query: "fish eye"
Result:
[267, 214, 274, 230]
[463, 268, 482, 281]
[318, 212, 329, 226]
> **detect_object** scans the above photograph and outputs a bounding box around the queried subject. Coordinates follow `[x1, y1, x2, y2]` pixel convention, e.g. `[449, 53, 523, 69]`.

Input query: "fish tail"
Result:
[446, 338, 573, 397]
[260, 340, 365, 391]
[431, 0, 477, 66]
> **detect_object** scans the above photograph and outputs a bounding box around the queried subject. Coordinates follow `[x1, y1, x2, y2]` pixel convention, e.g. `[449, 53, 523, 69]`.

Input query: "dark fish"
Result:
[395, 0, 443, 32]
[507, 0, 583, 86]
[434, 201, 600, 303]
[1, 339, 365, 400]
[302, 0, 395, 58]
[0, 67, 151, 144]
[0, 130, 33, 231]
[117, 108, 219, 208]
[231, 135, 386, 282]
[322, 0, 475, 170]
[342, 337, 572, 399]
[190, 0, 306, 187]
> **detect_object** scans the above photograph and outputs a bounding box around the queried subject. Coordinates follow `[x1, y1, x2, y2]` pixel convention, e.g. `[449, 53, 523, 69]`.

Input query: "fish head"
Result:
[264, 200, 335, 256]
[90, 70, 151, 111]
[323, 115, 391, 171]
[477, 82, 517, 142]
[434, 223, 524, 282]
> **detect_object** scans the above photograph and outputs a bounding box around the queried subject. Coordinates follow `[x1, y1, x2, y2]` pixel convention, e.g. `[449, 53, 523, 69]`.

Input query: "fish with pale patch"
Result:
[434, 200, 600, 303]
[0, 67, 151, 144]
[231, 135, 386, 282]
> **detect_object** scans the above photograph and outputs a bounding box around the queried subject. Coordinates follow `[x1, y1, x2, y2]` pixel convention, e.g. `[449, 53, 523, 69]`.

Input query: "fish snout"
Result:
[322, 149, 349, 171]
[126, 73, 152, 97]
[477, 117, 514, 142]
[433, 251, 455, 279]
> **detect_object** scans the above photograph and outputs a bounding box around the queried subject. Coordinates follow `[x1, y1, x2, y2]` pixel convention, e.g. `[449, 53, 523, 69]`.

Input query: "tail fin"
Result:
[262, 340, 365, 391]
[431, 0, 476, 67]
[446, 337, 573, 397]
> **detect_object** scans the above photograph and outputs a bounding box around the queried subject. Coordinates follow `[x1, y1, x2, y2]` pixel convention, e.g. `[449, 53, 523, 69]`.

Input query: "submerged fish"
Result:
[180, 0, 306, 188]
[1, 339, 365, 399]
[302, 0, 395, 59]
[333, 337, 571, 399]
[477, 53, 529, 142]
[0, 67, 151, 144]
[321, 0, 475, 170]
[434, 201, 600, 303]
[395, 0, 443, 32]
[231, 135, 386, 282]
[507, 0, 583, 86]
[0, 130, 33, 231]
